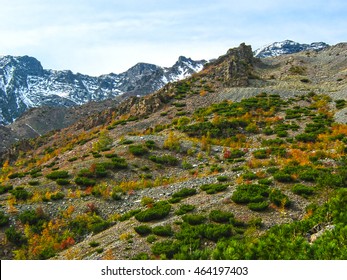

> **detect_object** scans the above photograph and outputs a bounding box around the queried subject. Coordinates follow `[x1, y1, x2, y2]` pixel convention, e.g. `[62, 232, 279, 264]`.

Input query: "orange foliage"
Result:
[288, 149, 310, 165]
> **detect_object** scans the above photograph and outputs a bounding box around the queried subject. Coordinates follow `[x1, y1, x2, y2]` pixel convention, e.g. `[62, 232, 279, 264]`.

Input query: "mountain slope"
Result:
[254, 40, 329, 58]
[0, 43, 347, 260]
[0, 55, 206, 125]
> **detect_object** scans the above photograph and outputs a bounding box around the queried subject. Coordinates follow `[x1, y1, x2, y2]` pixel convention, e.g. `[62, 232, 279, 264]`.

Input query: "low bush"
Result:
[28, 180, 40, 186]
[111, 157, 128, 169]
[248, 201, 269, 211]
[151, 240, 178, 259]
[209, 210, 234, 224]
[200, 224, 234, 241]
[175, 204, 195, 215]
[5, 227, 27, 246]
[253, 149, 268, 159]
[10, 187, 32, 200]
[273, 171, 295, 183]
[152, 225, 173, 236]
[135, 201, 171, 222]
[200, 184, 228, 194]
[269, 189, 291, 207]
[242, 172, 258, 180]
[292, 184, 315, 198]
[258, 178, 273, 185]
[74, 177, 96, 187]
[149, 154, 179, 166]
[0, 211, 9, 227]
[46, 170, 69, 180]
[182, 214, 206, 225]
[231, 184, 269, 204]
[119, 209, 142, 221]
[8, 172, 25, 179]
[51, 192, 65, 200]
[0, 184, 13, 194]
[146, 235, 157, 244]
[129, 145, 148, 156]
[89, 241, 100, 247]
[56, 178, 70, 186]
[172, 188, 197, 199]
[217, 175, 229, 182]
[134, 225, 152, 236]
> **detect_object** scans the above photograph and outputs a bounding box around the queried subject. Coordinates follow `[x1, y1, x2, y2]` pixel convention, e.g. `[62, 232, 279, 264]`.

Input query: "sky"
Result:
[0, 0, 346, 76]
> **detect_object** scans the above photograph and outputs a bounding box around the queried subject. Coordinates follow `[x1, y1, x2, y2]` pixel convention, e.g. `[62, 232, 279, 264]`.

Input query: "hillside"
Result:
[0, 43, 347, 260]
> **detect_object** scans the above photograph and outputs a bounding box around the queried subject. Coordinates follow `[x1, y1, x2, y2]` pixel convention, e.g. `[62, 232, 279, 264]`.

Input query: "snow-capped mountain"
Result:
[0, 55, 206, 125]
[254, 40, 329, 58]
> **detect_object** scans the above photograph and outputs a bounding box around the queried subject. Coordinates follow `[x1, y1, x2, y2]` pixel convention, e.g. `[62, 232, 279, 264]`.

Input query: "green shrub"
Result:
[200, 224, 234, 241]
[18, 209, 46, 226]
[258, 178, 273, 185]
[89, 241, 100, 247]
[149, 154, 179, 166]
[210, 165, 224, 173]
[56, 178, 70, 186]
[335, 99, 346, 109]
[172, 188, 197, 199]
[253, 149, 268, 159]
[51, 192, 65, 200]
[0, 211, 10, 227]
[68, 157, 78, 162]
[129, 145, 148, 156]
[274, 171, 294, 183]
[8, 172, 25, 179]
[298, 169, 320, 182]
[146, 235, 157, 244]
[182, 161, 193, 170]
[242, 172, 258, 180]
[119, 209, 142, 221]
[111, 157, 128, 169]
[132, 253, 151, 260]
[46, 170, 69, 180]
[292, 184, 315, 198]
[141, 196, 154, 206]
[175, 204, 195, 215]
[231, 184, 269, 204]
[0, 184, 13, 194]
[145, 140, 156, 149]
[151, 240, 178, 259]
[182, 214, 206, 225]
[10, 187, 32, 200]
[200, 183, 228, 194]
[269, 189, 291, 207]
[28, 180, 40, 186]
[248, 201, 269, 211]
[217, 175, 229, 182]
[78, 169, 94, 178]
[134, 225, 152, 236]
[135, 201, 171, 222]
[5, 227, 27, 246]
[152, 225, 173, 236]
[295, 133, 317, 143]
[209, 210, 234, 223]
[74, 177, 96, 187]
[111, 192, 122, 201]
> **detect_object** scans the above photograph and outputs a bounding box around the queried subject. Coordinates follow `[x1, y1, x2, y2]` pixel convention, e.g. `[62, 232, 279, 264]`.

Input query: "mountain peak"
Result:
[254, 40, 329, 58]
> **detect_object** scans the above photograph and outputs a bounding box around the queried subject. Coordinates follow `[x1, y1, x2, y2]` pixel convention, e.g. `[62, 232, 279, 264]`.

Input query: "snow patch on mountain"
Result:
[254, 40, 329, 58]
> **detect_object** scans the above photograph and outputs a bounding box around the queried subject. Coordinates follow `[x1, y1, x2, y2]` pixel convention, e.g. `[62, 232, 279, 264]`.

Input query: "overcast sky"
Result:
[0, 0, 346, 76]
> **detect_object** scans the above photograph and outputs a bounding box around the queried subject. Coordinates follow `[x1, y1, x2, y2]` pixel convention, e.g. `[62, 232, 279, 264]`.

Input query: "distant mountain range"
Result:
[254, 40, 329, 58]
[0, 55, 206, 125]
